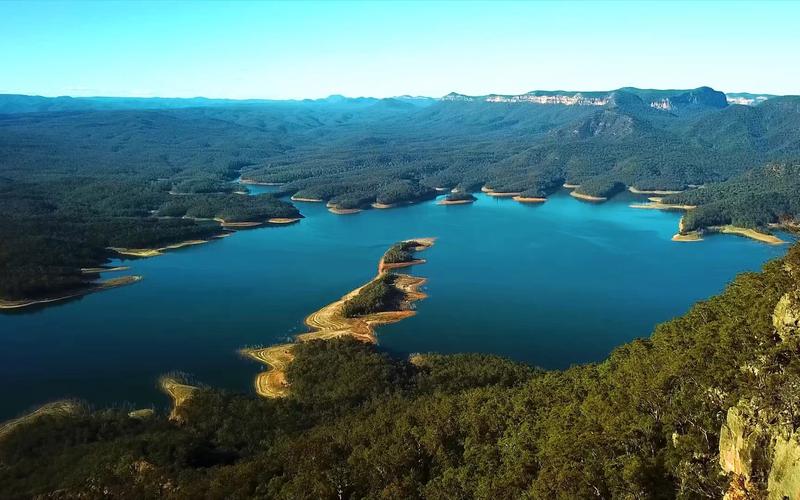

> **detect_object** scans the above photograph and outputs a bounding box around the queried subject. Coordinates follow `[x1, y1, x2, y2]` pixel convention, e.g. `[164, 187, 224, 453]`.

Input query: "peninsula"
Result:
[241, 238, 434, 398]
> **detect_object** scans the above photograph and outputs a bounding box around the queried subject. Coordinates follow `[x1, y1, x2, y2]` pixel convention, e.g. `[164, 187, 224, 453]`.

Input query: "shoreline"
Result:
[437, 198, 475, 205]
[268, 217, 301, 225]
[481, 186, 522, 197]
[239, 178, 283, 186]
[241, 238, 435, 398]
[159, 376, 198, 421]
[109, 233, 232, 258]
[628, 186, 684, 195]
[630, 201, 696, 211]
[81, 265, 130, 274]
[569, 191, 607, 202]
[214, 218, 263, 228]
[712, 225, 786, 245]
[329, 206, 363, 215]
[291, 195, 324, 203]
[671, 217, 785, 245]
[0, 275, 142, 311]
[513, 195, 547, 204]
[372, 202, 399, 209]
[214, 217, 302, 228]
[14, 209, 301, 312]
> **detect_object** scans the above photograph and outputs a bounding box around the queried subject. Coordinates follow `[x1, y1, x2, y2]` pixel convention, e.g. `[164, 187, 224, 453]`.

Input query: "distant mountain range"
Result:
[0, 87, 784, 115]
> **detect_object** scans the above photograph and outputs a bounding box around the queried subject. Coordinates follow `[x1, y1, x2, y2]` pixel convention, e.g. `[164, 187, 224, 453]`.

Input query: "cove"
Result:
[0, 188, 791, 420]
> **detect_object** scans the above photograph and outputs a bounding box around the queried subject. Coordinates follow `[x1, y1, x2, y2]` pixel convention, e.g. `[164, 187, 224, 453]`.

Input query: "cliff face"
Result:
[719, 403, 800, 500]
[439, 87, 729, 112]
[649, 87, 728, 113]
[719, 272, 800, 500]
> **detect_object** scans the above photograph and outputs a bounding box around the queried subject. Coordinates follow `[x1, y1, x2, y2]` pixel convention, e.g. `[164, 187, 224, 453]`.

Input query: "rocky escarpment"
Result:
[440, 91, 608, 105]
[649, 87, 728, 113]
[718, 264, 800, 499]
[440, 87, 729, 113]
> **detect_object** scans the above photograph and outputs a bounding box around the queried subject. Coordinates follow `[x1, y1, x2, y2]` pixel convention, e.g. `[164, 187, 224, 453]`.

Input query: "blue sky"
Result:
[1, 1, 798, 99]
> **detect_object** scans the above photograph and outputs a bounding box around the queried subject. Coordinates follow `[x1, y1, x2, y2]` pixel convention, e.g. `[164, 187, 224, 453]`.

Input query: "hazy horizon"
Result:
[1, 85, 788, 102]
[1, 0, 798, 99]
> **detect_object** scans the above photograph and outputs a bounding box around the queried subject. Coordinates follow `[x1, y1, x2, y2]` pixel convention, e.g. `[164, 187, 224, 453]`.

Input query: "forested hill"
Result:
[2, 243, 800, 498]
[1, 87, 799, 303]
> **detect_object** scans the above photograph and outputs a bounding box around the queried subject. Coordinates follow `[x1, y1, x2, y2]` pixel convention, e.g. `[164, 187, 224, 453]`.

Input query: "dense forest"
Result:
[2, 244, 800, 498]
[381, 241, 421, 264]
[1, 88, 799, 301]
[665, 161, 800, 232]
[341, 273, 403, 318]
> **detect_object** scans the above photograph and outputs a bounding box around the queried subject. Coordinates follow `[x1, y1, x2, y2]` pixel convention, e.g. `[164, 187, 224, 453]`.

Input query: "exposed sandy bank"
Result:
[570, 191, 607, 202]
[628, 186, 685, 195]
[482, 186, 524, 197]
[513, 196, 547, 204]
[239, 179, 283, 186]
[329, 207, 363, 215]
[437, 199, 474, 205]
[109, 235, 231, 258]
[0, 275, 142, 310]
[291, 195, 324, 202]
[81, 266, 130, 274]
[268, 217, 301, 225]
[713, 225, 786, 245]
[630, 201, 696, 211]
[159, 376, 198, 421]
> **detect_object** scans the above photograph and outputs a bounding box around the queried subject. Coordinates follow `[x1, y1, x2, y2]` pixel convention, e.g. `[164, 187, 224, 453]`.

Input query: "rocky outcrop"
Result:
[718, 275, 800, 499]
[719, 402, 800, 500]
[441, 91, 608, 106]
[772, 291, 800, 341]
[485, 93, 608, 106]
[441, 87, 729, 112]
[719, 403, 771, 499]
[768, 435, 800, 499]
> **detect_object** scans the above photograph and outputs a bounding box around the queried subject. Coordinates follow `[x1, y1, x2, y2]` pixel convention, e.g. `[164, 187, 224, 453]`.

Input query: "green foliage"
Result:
[341, 273, 402, 317]
[158, 193, 298, 223]
[575, 177, 626, 198]
[666, 161, 800, 232]
[286, 339, 413, 414]
[382, 241, 418, 264]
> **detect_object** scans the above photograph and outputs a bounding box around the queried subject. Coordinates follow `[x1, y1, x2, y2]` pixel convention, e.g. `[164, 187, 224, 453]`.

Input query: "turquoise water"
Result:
[0, 188, 791, 420]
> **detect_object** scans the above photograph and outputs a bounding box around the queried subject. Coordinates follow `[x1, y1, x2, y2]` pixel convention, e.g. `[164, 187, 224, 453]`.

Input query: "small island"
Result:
[437, 192, 476, 205]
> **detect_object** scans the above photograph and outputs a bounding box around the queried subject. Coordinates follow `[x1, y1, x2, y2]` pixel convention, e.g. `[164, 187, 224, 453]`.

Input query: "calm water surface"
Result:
[0, 187, 791, 419]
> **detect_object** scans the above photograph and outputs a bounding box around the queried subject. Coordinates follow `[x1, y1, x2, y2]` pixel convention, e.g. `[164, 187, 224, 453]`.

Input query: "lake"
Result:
[0, 187, 790, 420]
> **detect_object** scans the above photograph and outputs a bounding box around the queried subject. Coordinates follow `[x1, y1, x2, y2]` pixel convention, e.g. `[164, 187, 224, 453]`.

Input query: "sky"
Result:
[1, 0, 798, 99]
